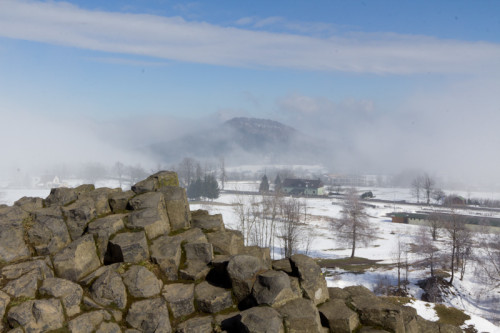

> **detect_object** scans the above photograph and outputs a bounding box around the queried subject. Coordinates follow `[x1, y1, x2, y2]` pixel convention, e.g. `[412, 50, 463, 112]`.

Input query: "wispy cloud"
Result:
[87, 57, 169, 67]
[1, 0, 500, 75]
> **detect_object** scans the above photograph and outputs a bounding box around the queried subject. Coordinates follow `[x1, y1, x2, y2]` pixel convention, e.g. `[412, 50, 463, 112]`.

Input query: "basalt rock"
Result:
[0, 171, 467, 333]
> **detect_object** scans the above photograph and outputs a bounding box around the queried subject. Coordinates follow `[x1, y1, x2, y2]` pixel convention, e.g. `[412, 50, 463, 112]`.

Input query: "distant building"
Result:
[281, 178, 325, 196]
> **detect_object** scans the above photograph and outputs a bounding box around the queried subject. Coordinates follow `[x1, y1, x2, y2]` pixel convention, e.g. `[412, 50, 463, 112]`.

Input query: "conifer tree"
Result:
[259, 175, 270, 193]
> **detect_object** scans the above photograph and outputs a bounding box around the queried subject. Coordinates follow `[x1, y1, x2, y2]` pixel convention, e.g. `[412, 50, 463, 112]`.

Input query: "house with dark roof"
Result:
[281, 178, 325, 196]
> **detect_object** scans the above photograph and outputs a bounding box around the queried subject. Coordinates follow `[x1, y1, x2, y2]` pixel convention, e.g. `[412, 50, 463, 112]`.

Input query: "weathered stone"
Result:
[53, 234, 101, 282]
[350, 296, 405, 333]
[45, 187, 78, 207]
[318, 299, 360, 333]
[126, 297, 171, 333]
[173, 227, 207, 244]
[79, 187, 116, 216]
[28, 214, 71, 255]
[106, 231, 149, 264]
[179, 260, 211, 281]
[158, 186, 191, 232]
[74, 184, 96, 196]
[344, 285, 377, 299]
[176, 316, 213, 333]
[327, 287, 350, 300]
[68, 310, 106, 333]
[3, 270, 41, 298]
[252, 270, 298, 307]
[227, 254, 267, 302]
[0, 207, 31, 262]
[191, 211, 224, 232]
[87, 214, 126, 261]
[242, 246, 272, 269]
[1, 258, 54, 280]
[150, 235, 182, 280]
[14, 196, 43, 213]
[62, 198, 97, 240]
[277, 298, 322, 333]
[7, 298, 65, 333]
[162, 283, 195, 319]
[39, 278, 83, 317]
[207, 229, 244, 256]
[184, 242, 213, 264]
[90, 269, 127, 310]
[358, 328, 390, 333]
[273, 258, 293, 274]
[131, 178, 157, 194]
[195, 281, 233, 314]
[122, 265, 163, 298]
[128, 191, 166, 210]
[96, 322, 122, 333]
[151, 170, 180, 188]
[290, 254, 329, 305]
[79, 263, 121, 286]
[109, 190, 135, 213]
[127, 208, 170, 239]
[240, 306, 284, 333]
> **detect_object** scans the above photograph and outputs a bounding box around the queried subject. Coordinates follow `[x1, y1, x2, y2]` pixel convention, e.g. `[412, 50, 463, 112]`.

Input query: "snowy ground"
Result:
[194, 181, 500, 332]
[2, 180, 500, 331]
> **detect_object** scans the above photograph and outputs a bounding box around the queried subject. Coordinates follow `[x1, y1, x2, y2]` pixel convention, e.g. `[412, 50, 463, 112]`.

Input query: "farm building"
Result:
[281, 178, 325, 196]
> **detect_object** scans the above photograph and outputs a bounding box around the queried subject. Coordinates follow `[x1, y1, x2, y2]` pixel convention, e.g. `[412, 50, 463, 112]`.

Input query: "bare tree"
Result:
[278, 198, 305, 258]
[178, 157, 197, 187]
[113, 161, 125, 188]
[392, 237, 406, 292]
[422, 173, 435, 205]
[410, 175, 423, 203]
[416, 225, 440, 278]
[432, 188, 446, 205]
[427, 212, 442, 241]
[331, 188, 376, 258]
[232, 194, 257, 246]
[478, 232, 500, 288]
[442, 211, 469, 284]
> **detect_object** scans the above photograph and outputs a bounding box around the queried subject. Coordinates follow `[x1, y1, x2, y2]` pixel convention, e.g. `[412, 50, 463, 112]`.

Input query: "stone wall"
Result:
[0, 171, 463, 332]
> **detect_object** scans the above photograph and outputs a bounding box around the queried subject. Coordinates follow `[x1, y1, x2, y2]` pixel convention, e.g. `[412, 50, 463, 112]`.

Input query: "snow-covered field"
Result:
[2, 180, 500, 331]
[194, 181, 500, 332]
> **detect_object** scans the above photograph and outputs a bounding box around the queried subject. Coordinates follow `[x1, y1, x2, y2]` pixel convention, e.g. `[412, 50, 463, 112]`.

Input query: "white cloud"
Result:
[1, 0, 500, 75]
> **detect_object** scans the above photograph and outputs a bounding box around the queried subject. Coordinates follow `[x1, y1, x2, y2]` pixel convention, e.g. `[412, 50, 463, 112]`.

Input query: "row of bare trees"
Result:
[232, 193, 313, 258]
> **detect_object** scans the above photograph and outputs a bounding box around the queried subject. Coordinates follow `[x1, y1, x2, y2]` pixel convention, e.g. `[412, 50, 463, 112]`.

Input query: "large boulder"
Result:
[14, 196, 43, 213]
[39, 278, 83, 317]
[1, 258, 54, 280]
[277, 298, 323, 333]
[0, 291, 10, 331]
[90, 269, 127, 310]
[87, 214, 126, 261]
[126, 297, 172, 333]
[207, 229, 244, 255]
[67, 310, 109, 333]
[52, 234, 101, 282]
[79, 187, 116, 216]
[191, 210, 224, 232]
[62, 198, 97, 240]
[179, 259, 211, 281]
[27, 214, 71, 255]
[109, 190, 135, 213]
[122, 265, 163, 298]
[0, 207, 31, 263]
[252, 270, 298, 307]
[290, 254, 329, 305]
[131, 171, 179, 194]
[105, 231, 149, 264]
[3, 270, 42, 298]
[184, 242, 213, 264]
[227, 254, 267, 303]
[45, 187, 78, 207]
[126, 208, 170, 240]
[239, 306, 284, 333]
[318, 299, 360, 333]
[162, 283, 195, 319]
[7, 299, 65, 332]
[158, 186, 191, 232]
[349, 296, 405, 333]
[150, 235, 182, 280]
[195, 281, 234, 314]
[175, 316, 213, 333]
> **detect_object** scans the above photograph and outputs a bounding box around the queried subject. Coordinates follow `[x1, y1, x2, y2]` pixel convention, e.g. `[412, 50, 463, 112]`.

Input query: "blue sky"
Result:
[1, 0, 500, 184]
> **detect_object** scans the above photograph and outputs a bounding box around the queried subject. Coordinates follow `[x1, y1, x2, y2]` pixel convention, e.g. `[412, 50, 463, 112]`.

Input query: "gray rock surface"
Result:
[52, 234, 101, 282]
[191, 210, 224, 232]
[162, 283, 195, 319]
[184, 242, 213, 264]
[90, 269, 127, 310]
[290, 254, 329, 305]
[240, 306, 284, 333]
[252, 270, 298, 307]
[27, 214, 71, 255]
[68, 310, 107, 333]
[7, 298, 65, 333]
[126, 297, 171, 333]
[175, 316, 213, 333]
[127, 208, 170, 239]
[319, 299, 360, 333]
[227, 254, 267, 302]
[62, 198, 97, 239]
[178, 260, 211, 281]
[106, 231, 149, 264]
[122, 265, 163, 298]
[195, 281, 234, 314]
[39, 277, 83, 317]
[158, 186, 191, 232]
[109, 190, 135, 213]
[0, 207, 31, 263]
[150, 235, 182, 280]
[277, 298, 323, 333]
[207, 229, 244, 255]
[45, 187, 78, 207]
